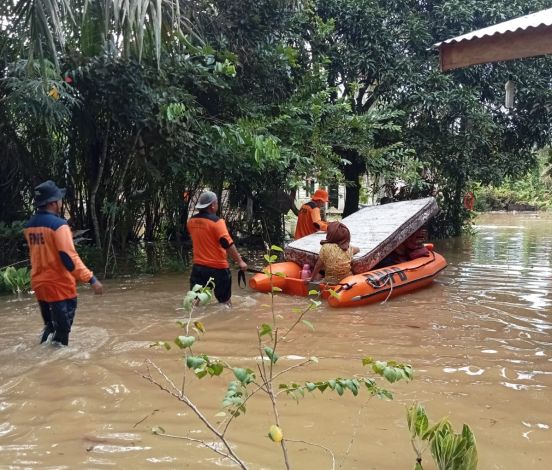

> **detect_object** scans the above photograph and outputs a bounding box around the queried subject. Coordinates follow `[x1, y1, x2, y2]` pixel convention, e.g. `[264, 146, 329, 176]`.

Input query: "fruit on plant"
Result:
[48, 86, 60, 100]
[268, 425, 283, 443]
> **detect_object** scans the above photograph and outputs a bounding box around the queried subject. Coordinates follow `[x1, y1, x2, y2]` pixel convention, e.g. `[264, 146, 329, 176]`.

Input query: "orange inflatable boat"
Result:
[249, 249, 447, 308]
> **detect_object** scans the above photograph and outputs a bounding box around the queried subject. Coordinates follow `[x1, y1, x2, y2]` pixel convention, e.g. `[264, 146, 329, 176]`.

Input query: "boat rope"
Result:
[381, 275, 394, 304]
[364, 252, 436, 287]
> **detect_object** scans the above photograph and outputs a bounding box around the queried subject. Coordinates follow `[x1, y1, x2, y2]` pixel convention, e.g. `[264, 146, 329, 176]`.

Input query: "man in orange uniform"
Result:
[187, 191, 247, 304]
[294, 188, 329, 239]
[24, 181, 103, 346]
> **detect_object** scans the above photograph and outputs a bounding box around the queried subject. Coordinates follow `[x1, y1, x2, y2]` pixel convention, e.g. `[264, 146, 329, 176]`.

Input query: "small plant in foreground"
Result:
[0, 266, 31, 296]
[407, 403, 478, 470]
[143, 245, 413, 469]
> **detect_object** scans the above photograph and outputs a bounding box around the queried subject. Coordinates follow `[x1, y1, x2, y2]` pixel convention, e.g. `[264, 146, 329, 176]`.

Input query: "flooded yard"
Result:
[1, 212, 551, 469]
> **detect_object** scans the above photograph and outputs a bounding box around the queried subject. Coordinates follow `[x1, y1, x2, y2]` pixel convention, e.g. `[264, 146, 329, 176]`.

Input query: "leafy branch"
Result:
[144, 244, 415, 469]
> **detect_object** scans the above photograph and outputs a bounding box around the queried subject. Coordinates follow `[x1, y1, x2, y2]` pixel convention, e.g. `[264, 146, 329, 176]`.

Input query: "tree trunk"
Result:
[90, 118, 110, 250]
[340, 150, 365, 218]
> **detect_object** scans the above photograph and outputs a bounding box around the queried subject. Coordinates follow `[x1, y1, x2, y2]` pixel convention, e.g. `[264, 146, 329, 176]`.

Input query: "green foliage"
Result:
[473, 149, 552, 211]
[0, 267, 31, 296]
[407, 403, 478, 470]
[183, 280, 215, 309]
[278, 358, 413, 402]
[3, 0, 552, 253]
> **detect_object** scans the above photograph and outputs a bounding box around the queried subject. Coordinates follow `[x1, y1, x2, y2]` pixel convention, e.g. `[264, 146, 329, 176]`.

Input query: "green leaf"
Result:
[233, 368, 249, 384]
[208, 363, 224, 377]
[195, 369, 208, 379]
[383, 367, 399, 383]
[150, 341, 171, 350]
[362, 357, 373, 366]
[274, 271, 286, 278]
[306, 382, 316, 392]
[302, 319, 315, 331]
[186, 356, 206, 369]
[264, 346, 279, 364]
[259, 323, 273, 339]
[174, 335, 196, 349]
[270, 245, 283, 252]
[272, 286, 283, 293]
[376, 388, 393, 400]
[328, 289, 340, 299]
[196, 292, 211, 305]
[308, 289, 318, 296]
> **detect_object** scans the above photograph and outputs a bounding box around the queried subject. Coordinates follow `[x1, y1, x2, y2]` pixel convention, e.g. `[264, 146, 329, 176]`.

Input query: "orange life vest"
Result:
[294, 202, 328, 239]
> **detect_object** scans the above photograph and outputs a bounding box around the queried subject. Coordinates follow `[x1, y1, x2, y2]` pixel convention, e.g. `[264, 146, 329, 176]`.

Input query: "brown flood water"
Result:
[1, 212, 551, 469]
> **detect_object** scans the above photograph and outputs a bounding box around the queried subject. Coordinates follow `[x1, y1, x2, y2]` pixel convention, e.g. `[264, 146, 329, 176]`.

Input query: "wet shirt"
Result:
[319, 243, 353, 283]
[294, 202, 328, 239]
[187, 212, 234, 269]
[24, 211, 95, 302]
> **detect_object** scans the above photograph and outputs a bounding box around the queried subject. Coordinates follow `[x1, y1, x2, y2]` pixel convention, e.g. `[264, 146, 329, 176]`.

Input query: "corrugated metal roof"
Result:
[434, 8, 552, 48]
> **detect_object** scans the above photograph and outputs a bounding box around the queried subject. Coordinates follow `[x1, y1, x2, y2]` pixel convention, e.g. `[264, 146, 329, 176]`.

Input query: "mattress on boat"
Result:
[284, 197, 439, 274]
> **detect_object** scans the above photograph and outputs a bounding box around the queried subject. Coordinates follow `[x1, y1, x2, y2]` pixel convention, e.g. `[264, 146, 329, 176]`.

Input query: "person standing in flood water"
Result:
[187, 191, 247, 305]
[24, 181, 103, 346]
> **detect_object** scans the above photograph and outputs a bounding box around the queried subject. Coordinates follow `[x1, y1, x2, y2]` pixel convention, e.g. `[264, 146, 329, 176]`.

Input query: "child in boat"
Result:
[376, 227, 430, 268]
[310, 221, 360, 284]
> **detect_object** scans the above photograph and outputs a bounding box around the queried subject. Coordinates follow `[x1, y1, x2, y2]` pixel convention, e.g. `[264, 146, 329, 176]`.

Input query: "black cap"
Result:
[34, 180, 66, 207]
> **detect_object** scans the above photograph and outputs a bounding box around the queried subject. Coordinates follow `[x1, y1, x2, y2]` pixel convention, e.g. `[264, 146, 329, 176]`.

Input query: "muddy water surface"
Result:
[1, 213, 551, 469]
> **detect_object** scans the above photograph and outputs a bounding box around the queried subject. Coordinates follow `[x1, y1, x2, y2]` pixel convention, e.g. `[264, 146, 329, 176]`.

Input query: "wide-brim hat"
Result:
[195, 191, 218, 209]
[34, 180, 66, 206]
[312, 188, 329, 202]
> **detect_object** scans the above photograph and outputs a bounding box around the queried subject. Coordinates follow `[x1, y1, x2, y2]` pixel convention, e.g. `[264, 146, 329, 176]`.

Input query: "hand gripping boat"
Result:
[249, 198, 447, 307]
[248, 245, 447, 308]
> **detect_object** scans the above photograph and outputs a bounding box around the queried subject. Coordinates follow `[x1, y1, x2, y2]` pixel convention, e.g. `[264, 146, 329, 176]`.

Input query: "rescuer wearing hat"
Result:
[186, 191, 247, 304]
[294, 188, 329, 239]
[24, 180, 103, 346]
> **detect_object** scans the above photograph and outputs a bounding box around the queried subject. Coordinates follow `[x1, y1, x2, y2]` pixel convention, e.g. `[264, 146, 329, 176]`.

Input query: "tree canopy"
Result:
[2, 0, 552, 266]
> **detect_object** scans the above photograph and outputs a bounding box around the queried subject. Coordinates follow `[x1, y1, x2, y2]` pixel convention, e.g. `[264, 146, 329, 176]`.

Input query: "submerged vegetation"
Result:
[2, 0, 552, 268]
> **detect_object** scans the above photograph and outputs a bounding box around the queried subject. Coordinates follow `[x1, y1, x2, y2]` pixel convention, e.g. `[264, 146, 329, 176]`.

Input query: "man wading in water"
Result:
[24, 180, 103, 346]
[187, 191, 247, 305]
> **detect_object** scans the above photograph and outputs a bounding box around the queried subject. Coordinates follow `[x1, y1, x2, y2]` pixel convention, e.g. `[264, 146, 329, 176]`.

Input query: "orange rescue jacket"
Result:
[294, 202, 328, 239]
[187, 212, 234, 269]
[24, 211, 95, 302]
